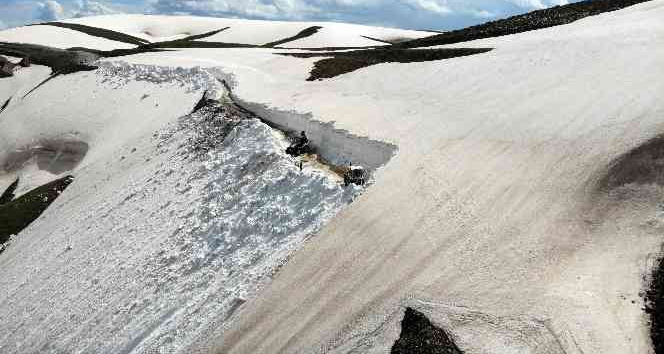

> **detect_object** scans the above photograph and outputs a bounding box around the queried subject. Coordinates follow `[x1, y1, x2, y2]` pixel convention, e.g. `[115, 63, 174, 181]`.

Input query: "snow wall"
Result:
[228, 90, 397, 173]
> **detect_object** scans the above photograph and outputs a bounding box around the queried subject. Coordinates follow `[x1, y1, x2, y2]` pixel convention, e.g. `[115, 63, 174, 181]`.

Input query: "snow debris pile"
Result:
[0, 63, 362, 354]
[96, 61, 228, 96]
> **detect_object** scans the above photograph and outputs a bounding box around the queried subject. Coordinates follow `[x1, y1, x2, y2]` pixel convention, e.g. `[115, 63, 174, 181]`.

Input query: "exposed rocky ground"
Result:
[0, 175, 74, 247]
[263, 26, 323, 47]
[281, 47, 492, 80]
[647, 257, 664, 354]
[391, 308, 462, 354]
[0, 42, 98, 74]
[398, 0, 655, 48]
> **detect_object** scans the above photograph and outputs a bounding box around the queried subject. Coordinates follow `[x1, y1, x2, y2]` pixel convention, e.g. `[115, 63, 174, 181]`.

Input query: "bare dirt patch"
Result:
[279, 47, 492, 80]
[598, 135, 664, 190]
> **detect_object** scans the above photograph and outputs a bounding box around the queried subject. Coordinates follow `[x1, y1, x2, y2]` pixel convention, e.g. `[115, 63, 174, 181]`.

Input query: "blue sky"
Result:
[0, 0, 577, 31]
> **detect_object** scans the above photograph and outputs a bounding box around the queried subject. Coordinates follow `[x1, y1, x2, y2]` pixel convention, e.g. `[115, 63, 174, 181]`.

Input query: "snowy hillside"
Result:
[1, 1, 664, 354]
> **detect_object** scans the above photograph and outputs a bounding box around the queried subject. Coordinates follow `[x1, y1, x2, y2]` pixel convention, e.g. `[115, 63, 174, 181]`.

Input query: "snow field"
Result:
[1, 3, 664, 353]
[62, 15, 430, 47]
[0, 62, 362, 353]
[0, 25, 136, 50]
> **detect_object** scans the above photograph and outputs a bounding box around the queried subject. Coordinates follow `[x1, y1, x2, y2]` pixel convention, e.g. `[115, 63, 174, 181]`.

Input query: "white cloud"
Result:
[73, 0, 120, 17]
[148, 0, 457, 23]
[149, 0, 321, 20]
[0, 0, 583, 32]
[405, 0, 452, 15]
[470, 9, 495, 19]
[0, 20, 6, 30]
[505, 0, 570, 10]
[146, 0, 585, 30]
[37, 0, 65, 21]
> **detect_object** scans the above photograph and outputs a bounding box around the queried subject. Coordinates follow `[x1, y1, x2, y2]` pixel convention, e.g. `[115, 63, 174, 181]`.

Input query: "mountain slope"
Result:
[0, 1, 663, 354]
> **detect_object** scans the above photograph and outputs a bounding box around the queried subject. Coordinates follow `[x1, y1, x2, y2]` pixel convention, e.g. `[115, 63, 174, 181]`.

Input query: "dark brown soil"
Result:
[280, 47, 492, 80]
[0, 175, 74, 244]
[646, 256, 664, 354]
[36, 22, 149, 46]
[397, 0, 655, 48]
[598, 135, 664, 190]
[263, 26, 323, 48]
[392, 308, 463, 354]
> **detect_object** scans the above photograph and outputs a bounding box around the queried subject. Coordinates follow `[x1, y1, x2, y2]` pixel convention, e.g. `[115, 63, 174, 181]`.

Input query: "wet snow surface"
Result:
[0, 64, 361, 353]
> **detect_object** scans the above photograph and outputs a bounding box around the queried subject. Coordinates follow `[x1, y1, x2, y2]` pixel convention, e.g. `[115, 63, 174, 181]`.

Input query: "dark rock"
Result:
[19, 56, 30, 67]
[0, 63, 14, 78]
[263, 26, 323, 48]
[281, 48, 492, 80]
[0, 175, 74, 244]
[392, 308, 463, 354]
[0, 96, 10, 113]
[0, 177, 19, 205]
[646, 256, 664, 354]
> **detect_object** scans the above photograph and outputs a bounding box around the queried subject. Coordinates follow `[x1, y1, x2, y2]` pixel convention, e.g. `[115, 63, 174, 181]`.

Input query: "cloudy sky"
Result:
[0, 0, 577, 31]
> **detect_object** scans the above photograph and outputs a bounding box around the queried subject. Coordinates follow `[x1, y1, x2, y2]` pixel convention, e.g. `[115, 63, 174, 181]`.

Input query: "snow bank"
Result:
[2, 3, 663, 353]
[233, 95, 397, 173]
[0, 62, 363, 354]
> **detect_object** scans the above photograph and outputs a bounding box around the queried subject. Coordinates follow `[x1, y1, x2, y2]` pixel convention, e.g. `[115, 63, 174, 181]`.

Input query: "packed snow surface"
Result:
[0, 25, 136, 50]
[0, 62, 361, 354]
[1, 2, 664, 354]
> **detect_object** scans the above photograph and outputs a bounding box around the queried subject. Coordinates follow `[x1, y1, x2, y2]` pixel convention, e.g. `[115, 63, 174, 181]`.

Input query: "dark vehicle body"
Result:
[286, 142, 310, 157]
[344, 166, 366, 186]
[286, 132, 311, 157]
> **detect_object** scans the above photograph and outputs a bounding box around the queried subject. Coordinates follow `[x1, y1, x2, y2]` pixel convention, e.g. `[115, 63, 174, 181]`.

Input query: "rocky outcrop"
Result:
[0, 55, 32, 78]
[0, 56, 14, 78]
[0, 175, 74, 244]
[392, 308, 463, 354]
[0, 178, 19, 205]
